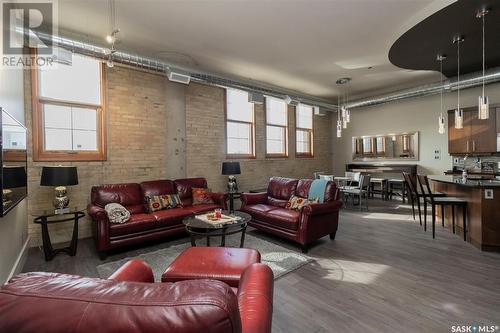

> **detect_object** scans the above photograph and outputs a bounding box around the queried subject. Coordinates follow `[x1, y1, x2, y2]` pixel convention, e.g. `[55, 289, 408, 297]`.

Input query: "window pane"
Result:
[363, 138, 372, 153]
[266, 125, 285, 154]
[376, 137, 385, 153]
[44, 104, 71, 129]
[296, 129, 311, 153]
[72, 107, 97, 130]
[226, 88, 253, 122]
[39, 53, 100, 105]
[73, 130, 97, 150]
[266, 97, 287, 126]
[296, 104, 313, 129]
[45, 129, 72, 150]
[227, 121, 252, 154]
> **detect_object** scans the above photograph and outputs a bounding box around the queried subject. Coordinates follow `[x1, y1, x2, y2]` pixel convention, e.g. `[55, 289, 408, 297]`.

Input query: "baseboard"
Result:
[7, 236, 30, 281]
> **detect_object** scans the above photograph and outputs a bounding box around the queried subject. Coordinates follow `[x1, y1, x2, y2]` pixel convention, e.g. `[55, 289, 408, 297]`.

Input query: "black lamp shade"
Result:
[222, 162, 241, 175]
[40, 166, 78, 186]
[3, 166, 27, 188]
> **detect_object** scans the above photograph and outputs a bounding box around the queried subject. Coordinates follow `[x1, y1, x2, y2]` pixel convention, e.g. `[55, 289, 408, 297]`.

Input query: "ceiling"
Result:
[389, 0, 500, 78]
[55, 0, 455, 100]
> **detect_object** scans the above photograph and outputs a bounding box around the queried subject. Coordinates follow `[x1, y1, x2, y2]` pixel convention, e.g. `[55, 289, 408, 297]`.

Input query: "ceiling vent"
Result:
[166, 67, 191, 84]
[248, 92, 264, 104]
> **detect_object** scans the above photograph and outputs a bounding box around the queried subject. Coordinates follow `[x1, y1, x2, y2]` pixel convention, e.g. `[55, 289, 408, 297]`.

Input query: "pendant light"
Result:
[477, 8, 490, 119]
[105, 0, 120, 68]
[437, 54, 446, 134]
[336, 77, 352, 131]
[453, 36, 464, 129]
[336, 96, 342, 138]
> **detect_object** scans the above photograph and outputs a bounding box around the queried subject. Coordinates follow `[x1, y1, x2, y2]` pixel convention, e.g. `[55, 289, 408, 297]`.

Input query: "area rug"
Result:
[97, 233, 313, 281]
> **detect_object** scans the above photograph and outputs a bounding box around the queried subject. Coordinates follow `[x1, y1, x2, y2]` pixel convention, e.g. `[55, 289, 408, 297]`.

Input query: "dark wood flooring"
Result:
[23, 199, 500, 333]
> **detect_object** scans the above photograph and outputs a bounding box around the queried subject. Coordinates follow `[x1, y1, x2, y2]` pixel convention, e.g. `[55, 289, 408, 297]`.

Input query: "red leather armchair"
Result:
[88, 178, 227, 258]
[0, 259, 274, 333]
[240, 177, 342, 253]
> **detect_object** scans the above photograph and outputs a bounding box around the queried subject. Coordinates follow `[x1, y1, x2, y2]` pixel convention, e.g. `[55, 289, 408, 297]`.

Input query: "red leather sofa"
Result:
[88, 177, 227, 258]
[0, 259, 274, 333]
[240, 177, 342, 253]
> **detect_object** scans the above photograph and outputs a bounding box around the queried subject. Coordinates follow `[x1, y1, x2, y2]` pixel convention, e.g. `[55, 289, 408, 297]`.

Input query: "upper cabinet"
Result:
[448, 106, 498, 155]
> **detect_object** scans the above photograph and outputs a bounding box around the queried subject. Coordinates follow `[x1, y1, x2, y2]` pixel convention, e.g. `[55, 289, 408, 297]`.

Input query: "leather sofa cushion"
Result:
[162, 247, 261, 287]
[91, 183, 144, 209]
[240, 204, 277, 222]
[267, 197, 288, 208]
[267, 177, 298, 201]
[175, 178, 208, 200]
[267, 208, 300, 230]
[0, 272, 242, 333]
[152, 208, 192, 225]
[187, 203, 222, 214]
[109, 213, 158, 237]
[140, 180, 176, 197]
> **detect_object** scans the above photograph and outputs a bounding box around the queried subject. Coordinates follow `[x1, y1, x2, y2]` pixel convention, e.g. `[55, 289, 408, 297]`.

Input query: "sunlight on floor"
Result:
[361, 212, 411, 221]
[324, 259, 390, 285]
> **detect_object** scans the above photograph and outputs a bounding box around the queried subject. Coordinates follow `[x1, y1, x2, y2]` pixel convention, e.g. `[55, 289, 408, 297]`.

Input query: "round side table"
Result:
[33, 208, 85, 261]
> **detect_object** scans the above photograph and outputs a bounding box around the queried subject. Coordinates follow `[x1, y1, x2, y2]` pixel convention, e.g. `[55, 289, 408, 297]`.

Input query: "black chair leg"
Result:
[431, 204, 436, 239]
[452, 205, 455, 234]
[417, 197, 422, 226]
[423, 200, 427, 231]
[463, 206, 467, 241]
[410, 196, 416, 220]
[441, 204, 445, 227]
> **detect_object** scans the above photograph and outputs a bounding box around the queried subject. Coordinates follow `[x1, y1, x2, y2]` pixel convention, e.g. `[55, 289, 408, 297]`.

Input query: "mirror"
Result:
[1, 109, 27, 217]
[352, 132, 419, 161]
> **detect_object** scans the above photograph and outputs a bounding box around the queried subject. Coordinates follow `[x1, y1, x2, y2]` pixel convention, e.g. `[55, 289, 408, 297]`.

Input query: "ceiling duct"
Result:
[347, 67, 500, 109]
[166, 67, 191, 85]
[30, 31, 338, 111]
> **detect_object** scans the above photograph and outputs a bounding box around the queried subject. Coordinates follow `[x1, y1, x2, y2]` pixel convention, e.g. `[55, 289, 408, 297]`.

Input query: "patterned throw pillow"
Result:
[192, 188, 214, 205]
[146, 194, 182, 212]
[286, 195, 318, 210]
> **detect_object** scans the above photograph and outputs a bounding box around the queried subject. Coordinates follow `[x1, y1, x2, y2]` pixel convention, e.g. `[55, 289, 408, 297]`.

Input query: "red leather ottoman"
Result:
[161, 247, 261, 287]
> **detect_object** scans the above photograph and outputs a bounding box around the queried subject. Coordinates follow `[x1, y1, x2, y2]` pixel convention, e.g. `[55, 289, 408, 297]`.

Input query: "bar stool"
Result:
[388, 178, 407, 203]
[417, 175, 468, 240]
[369, 178, 388, 200]
[403, 172, 445, 226]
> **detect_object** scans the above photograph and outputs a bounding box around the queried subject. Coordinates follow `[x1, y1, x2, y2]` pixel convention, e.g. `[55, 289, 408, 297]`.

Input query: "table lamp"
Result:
[2, 166, 27, 204]
[40, 166, 78, 214]
[222, 162, 241, 213]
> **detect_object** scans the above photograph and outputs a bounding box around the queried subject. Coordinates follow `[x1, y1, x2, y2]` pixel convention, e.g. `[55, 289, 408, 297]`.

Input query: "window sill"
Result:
[33, 151, 107, 162]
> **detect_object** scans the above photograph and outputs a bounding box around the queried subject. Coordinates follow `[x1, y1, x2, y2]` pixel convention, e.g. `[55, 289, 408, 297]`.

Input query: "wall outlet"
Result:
[485, 189, 494, 200]
[453, 157, 460, 164]
[434, 149, 441, 160]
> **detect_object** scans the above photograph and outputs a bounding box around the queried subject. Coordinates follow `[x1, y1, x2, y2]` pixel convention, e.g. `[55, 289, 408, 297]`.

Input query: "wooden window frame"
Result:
[31, 53, 107, 161]
[265, 97, 288, 158]
[375, 136, 386, 155]
[362, 137, 374, 155]
[295, 104, 314, 158]
[224, 89, 256, 159]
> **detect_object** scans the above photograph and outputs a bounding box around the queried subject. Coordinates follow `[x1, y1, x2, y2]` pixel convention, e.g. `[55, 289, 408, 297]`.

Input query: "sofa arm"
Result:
[87, 204, 110, 252]
[210, 192, 228, 209]
[302, 200, 342, 216]
[240, 192, 267, 206]
[238, 263, 274, 333]
[87, 204, 107, 221]
[108, 259, 154, 283]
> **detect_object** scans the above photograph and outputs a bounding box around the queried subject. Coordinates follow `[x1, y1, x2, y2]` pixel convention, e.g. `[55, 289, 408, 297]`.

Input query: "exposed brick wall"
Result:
[185, 82, 333, 193]
[25, 66, 168, 246]
[25, 67, 332, 247]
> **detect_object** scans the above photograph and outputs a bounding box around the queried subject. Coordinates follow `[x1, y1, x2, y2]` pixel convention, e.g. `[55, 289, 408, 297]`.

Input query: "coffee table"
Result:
[183, 210, 251, 247]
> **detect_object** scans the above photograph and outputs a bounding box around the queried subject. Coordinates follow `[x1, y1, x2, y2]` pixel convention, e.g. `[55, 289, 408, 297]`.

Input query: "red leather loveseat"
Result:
[88, 177, 227, 258]
[240, 177, 341, 253]
[0, 259, 274, 333]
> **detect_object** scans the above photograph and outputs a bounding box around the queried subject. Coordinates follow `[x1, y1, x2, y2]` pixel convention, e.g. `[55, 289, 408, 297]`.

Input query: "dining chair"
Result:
[342, 174, 371, 211]
[403, 172, 445, 226]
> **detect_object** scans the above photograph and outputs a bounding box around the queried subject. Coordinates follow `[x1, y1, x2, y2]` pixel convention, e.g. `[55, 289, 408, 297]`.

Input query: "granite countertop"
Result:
[429, 175, 500, 187]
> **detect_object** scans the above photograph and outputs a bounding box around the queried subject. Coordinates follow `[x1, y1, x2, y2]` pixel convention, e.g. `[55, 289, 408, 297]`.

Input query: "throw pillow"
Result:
[192, 188, 214, 205]
[104, 203, 130, 224]
[146, 194, 182, 212]
[286, 195, 318, 210]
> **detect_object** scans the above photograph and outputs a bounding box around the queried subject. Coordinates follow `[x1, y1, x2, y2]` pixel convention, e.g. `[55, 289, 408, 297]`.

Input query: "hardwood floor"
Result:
[22, 199, 500, 333]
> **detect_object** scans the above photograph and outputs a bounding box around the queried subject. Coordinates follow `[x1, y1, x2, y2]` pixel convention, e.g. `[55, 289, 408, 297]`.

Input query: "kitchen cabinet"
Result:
[448, 106, 497, 154]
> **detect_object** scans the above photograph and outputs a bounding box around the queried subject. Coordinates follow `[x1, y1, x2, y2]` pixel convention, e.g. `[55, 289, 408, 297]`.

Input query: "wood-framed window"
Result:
[295, 103, 313, 157]
[225, 88, 255, 158]
[32, 52, 106, 161]
[402, 135, 411, 152]
[265, 96, 288, 157]
[375, 136, 385, 154]
[362, 137, 373, 155]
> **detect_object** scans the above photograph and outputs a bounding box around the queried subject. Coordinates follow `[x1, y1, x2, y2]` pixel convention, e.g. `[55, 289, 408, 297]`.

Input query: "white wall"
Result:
[332, 82, 500, 175]
[0, 67, 28, 284]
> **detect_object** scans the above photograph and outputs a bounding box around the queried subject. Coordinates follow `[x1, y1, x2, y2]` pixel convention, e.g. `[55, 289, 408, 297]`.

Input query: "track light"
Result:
[105, 29, 120, 44]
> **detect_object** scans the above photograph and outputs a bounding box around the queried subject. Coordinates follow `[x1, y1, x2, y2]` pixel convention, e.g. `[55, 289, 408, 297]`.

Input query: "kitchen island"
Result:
[429, 175, 500, 252]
